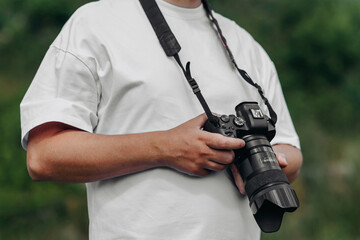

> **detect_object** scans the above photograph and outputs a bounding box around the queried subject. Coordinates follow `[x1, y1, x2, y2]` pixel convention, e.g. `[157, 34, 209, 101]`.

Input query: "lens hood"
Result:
[250, 184, 299, 233]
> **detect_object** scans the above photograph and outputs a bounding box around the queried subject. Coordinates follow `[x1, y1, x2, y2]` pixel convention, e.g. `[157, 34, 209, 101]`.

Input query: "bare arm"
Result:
[272, 144, 303, 182]
[26, 114, 245, 183]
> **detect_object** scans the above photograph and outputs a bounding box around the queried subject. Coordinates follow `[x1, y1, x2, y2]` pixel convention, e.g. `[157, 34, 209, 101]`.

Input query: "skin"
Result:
[161, 0, 303, 193]
[163, 0, 202, 8]
[27, 114, 244, 182]
[27, 114, 302, 191]
[26, 0, 303, 195]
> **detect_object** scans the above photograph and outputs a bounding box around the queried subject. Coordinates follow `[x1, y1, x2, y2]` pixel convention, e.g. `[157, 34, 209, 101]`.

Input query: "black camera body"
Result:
[203, 102, 276, 140]
[203, 102, 299, 233]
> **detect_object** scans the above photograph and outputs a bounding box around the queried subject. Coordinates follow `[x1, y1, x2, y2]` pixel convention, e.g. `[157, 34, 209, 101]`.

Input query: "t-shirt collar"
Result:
[156, 0, 207, 20]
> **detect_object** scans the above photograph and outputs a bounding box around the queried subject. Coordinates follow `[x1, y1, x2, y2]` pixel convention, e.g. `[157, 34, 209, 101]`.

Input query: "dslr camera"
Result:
[203, 102, 299, 233]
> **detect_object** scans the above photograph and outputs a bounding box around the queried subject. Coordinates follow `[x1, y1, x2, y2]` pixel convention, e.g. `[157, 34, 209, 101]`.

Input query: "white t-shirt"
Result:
[20, 0, 300, 239]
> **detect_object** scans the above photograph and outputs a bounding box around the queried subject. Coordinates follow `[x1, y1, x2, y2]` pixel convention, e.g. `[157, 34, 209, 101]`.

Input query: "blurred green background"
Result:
[0, 0, 359, 239]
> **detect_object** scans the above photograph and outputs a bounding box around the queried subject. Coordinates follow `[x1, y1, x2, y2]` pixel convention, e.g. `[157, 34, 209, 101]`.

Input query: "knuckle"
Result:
[193, 168, 207, 176]
[197, 147, 212, 158]
[188, 161, 209, 176]
[214, 137, 227, 148]
[216, 164, 227, 171]
[218, 137, 237, 150]
[189, 163, 204, 175]
[197, 131, 208, 142]
[188, 164, 198, 173]
[219, 151, 234, 164]
[207, 162, 219, 171]
[227, 151, 235, 163]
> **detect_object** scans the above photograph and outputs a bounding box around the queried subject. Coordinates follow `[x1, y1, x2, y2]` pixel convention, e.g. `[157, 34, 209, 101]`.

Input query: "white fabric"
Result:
[20, 0, 300, 239]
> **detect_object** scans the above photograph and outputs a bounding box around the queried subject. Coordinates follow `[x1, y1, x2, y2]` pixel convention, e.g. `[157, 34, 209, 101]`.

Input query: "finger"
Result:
[209, 149, 235, 165]
[231, 164, 246, 195]
[204, 160, 227, 172]
[211, 112, 221, 117]
[276, 152, 288, 168]
[203, 132, 245, 150]
[202, 150, 235, 172]
[201, 149, 234, 171]
[192, 168, 211, 177]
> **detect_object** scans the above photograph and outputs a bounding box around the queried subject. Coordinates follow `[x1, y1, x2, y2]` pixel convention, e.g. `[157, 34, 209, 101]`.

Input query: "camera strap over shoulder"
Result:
[139, 0, 277, 125]
[202, 1, 277, 124]
[139, 0, 214, 121]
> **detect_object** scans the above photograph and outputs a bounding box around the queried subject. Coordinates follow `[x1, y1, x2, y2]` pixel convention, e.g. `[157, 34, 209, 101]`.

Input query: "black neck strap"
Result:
[139, 0, 277, 125]
[139, 0, 214, 120]
[139, 0, 180, 57]
[202, 1, 277, 124]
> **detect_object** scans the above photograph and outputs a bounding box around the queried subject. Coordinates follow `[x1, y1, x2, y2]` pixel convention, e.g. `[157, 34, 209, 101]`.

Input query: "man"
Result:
[21, 0, 302, 239]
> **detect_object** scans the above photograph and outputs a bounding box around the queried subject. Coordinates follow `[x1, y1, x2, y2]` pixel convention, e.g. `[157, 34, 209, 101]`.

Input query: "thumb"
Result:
[276, 152, 288, 168]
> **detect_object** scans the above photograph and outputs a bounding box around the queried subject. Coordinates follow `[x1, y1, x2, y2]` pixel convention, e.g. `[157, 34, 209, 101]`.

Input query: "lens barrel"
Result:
[234, 135, 299, 233]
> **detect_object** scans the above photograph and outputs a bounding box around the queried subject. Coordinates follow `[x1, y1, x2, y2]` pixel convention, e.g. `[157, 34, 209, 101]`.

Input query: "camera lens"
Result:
[234, 135, 299, 233]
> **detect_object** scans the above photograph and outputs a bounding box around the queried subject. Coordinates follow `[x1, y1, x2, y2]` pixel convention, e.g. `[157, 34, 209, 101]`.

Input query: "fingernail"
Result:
[240, 189, 246, 195]
[237, 139, 245, 148]
[279, 153, 288, 165]
[239, 187, 246, 195]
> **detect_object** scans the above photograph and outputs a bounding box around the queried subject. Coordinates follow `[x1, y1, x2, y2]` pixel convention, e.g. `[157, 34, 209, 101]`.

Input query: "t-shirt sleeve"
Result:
[20, 45, 100, 150]
[233, 24, 301, 149]
[253, 42, 301, 149]
[265, 61, 301, 149]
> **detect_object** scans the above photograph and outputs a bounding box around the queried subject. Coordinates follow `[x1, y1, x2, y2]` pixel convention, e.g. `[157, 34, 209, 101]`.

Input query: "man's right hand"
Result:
[161, 114, 245, 176]
[26, 114, 244, 183]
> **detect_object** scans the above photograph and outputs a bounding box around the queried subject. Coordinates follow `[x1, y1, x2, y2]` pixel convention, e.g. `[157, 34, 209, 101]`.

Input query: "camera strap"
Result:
[139, 0, 277, 125]
[139, 0, 215, 122]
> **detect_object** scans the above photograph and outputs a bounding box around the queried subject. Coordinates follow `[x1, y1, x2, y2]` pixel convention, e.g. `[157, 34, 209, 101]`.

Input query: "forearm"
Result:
[26, 115, 244, 183]
[273, 144, 303, 182]
[27, 127, 168, 183]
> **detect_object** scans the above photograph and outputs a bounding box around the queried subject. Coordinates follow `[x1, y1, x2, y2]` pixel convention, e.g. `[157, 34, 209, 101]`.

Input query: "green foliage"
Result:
[213, 0, 360, 134]
[1, 0, 360, 239]
[0, 0, 91, 238]
[0, 0, 91, 78]
[0, 80, 88, 239]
